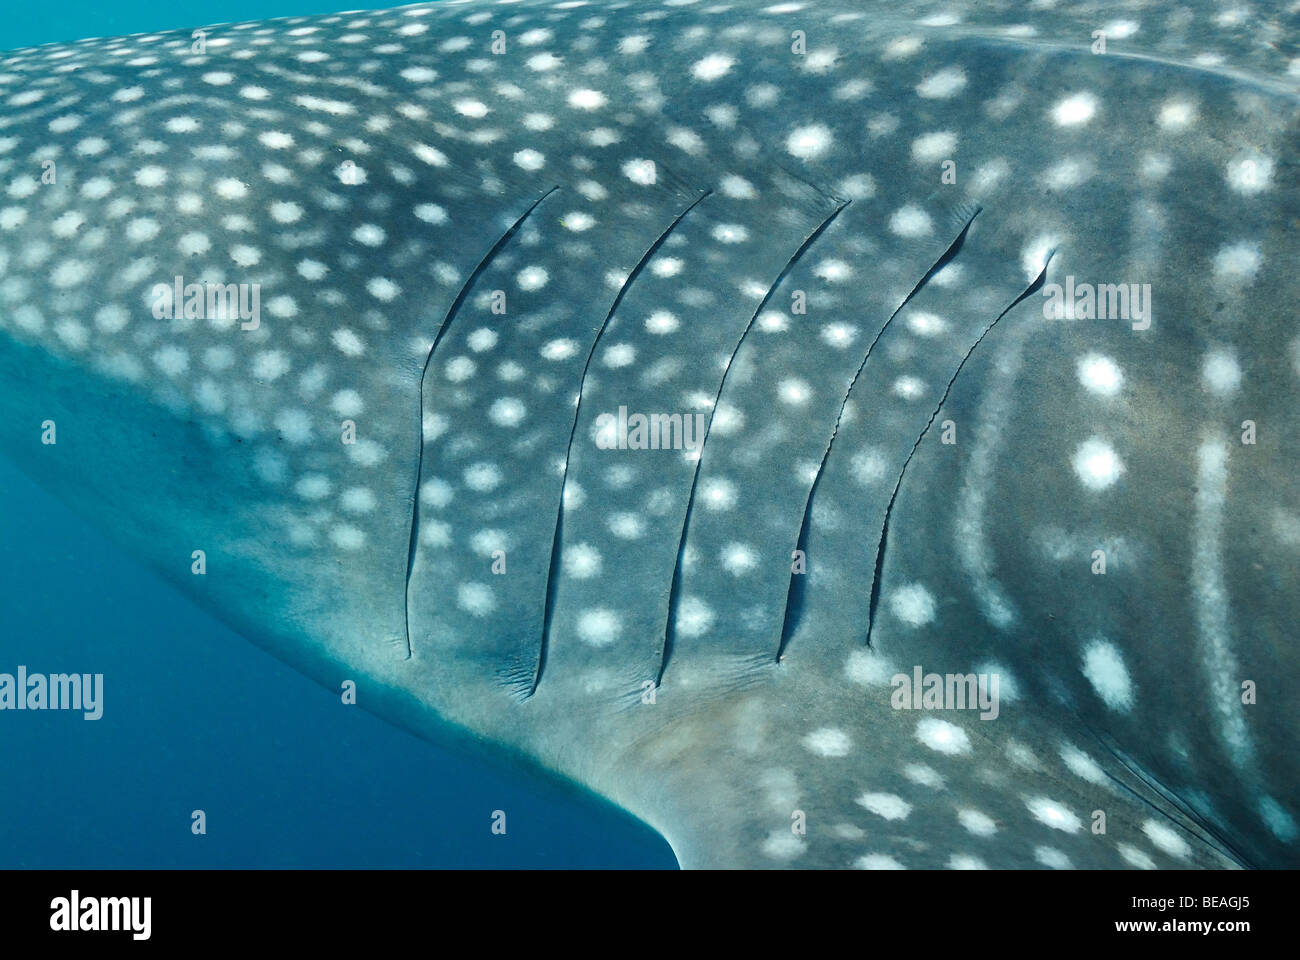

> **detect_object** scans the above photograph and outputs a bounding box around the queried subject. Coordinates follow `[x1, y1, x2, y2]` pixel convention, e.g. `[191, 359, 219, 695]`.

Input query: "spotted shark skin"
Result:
[0, 0, 1297, 869]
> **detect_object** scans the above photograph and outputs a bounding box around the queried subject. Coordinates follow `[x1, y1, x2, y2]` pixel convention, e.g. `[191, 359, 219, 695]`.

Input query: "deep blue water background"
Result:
[0, 1, 675, 869]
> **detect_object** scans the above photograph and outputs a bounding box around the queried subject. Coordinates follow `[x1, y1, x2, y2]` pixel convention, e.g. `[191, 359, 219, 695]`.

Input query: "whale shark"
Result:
[0, 0, 1297, 869]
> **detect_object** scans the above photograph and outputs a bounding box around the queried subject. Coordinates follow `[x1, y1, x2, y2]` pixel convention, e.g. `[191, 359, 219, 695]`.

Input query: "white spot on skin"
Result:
[367, 278, 400, 302]
[152, 345, 189, 378]
[1212, 242, 1261, 281]
[958, 808, 997, 837]
[94, 305, 128, 333]
[1072, 437, 1124, 490]
[526, 53, 562, 71]
[1076, 353, 1123, 396]
[813, 260, 853, 283]
[444, 357, 476, 383]
[335, 161, 369, 184]
[340, 488, 377, 514]
[133, 166, 167, 188]
[1081, 638, 1134, 712]
[266, 296, 298, 319]
[849, 447, 888, 485]
[517, 266, 549, 291]
[331, 328, 366, 357]
[463, 463, 503, 493]
[1142, 820, 1191, 860]
[331, 390, 364, 417]
[820, 323, 856, 348]
[692, 53, 734, 81]
[903, 764, 945, 790]
[513, 148, 545, 171]
[457, 583, 495, 617]
[890, 583, 936, 626]
[700, 477, 736, 511]
[889, 205, 932, 237]
[802, 727, 851, 757]
[618, 34, 650, 55]
[273, 410, 313, 445]
[906, 311, 948, 337]
[411, 143, 448, 168]
[1158, 100, 1196, 130]
[230, 245, 261, 268]
[711, 223, 749, 244]
[214, 178, 248, 200]
[917, 67, 967, 98]
[252, 351, 290, 382]
[1140, 153, 1172, 179]
[621, 159, 656, 185]
[892, 376, 926, 400]
[760, 831, 806, 861]
[568, 89, 607, 110]
[1258, 797, 1299, 842]
[608, 513, 646, 541]
[50, 260, 93, 288]
[916, 718, 971, 756]
[837, 173, 876, 199]
[1201, 347, 1241, 396]
[720, 542, 757, 574]
[719, 174, 757, 199]
[258, 130, 293, 149]
[1052, 92, 1098, 126]
[399, 66, 438, 83]
[1042, 158, 1092, 190]
[853, 854, 905, 870]
[856, 793, 912, 820]
[1226, 152, 1273, 194]
[785, 124, 832, 160]
[844, 649, 899, 687]
[1021, 234, 1059, 280]
[295, 475, 332, 501]
[270, 202, 303, 224]
[673, 596, 715, 638]
[1059, 745, 1109, 785]
[518, 28, 553, 46]
[576, 608, 622, 647]
[645, 310, 679, 334]
[488, 398, 526, 428]
[1035, 847, 1073, 870]
[883, 36, 923, 59]
[1118, 844, 1157, 869]
[1026, 797, 1083, 833]
[778, 378, 812, 405]
[541, 339, 578, 361]
[453, 99, 489, 118]
[414, 204, 448, 225]
[330, 526, 365, 551]
[911, 131, 956, 162]
[177, 232, 211, 257]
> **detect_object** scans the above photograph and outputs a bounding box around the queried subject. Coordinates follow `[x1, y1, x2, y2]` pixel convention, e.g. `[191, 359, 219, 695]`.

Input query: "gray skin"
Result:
[0, 0, 1296, 868]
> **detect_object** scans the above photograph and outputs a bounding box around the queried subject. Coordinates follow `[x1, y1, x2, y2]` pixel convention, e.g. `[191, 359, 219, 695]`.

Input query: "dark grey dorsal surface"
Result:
[0, 0, 1296, 869]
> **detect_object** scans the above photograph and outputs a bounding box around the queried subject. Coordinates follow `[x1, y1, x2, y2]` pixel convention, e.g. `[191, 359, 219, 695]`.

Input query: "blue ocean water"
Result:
[0, 1, 675, 870]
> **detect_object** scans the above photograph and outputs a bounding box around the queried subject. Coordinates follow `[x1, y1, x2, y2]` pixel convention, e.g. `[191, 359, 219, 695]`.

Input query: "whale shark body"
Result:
[0, 0, 1297, 868]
